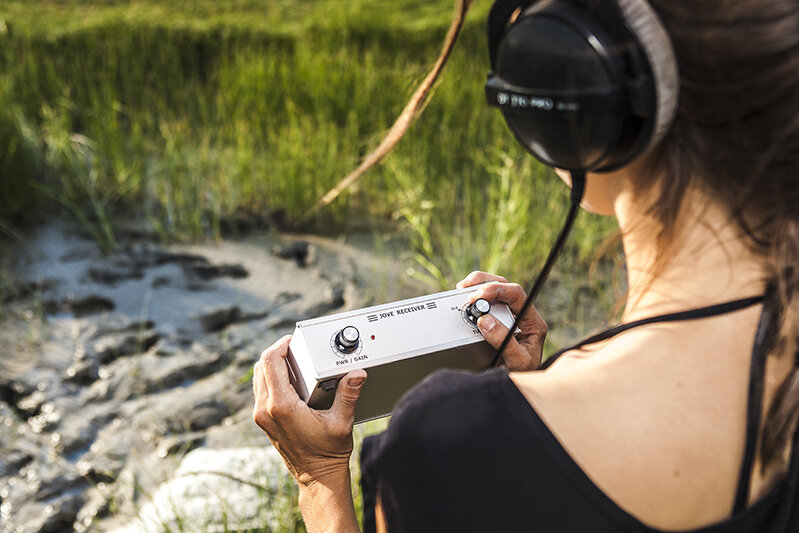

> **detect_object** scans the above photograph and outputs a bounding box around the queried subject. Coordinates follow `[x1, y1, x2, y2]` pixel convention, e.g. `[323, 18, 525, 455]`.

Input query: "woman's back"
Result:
[362, 302, 797, 532]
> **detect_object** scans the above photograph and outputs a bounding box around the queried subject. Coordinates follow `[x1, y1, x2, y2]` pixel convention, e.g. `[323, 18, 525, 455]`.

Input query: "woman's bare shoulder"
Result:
[509, 321, 756, 530]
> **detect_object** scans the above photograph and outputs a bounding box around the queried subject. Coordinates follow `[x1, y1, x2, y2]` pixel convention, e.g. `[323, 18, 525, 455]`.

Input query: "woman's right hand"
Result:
[457, 271, 547, 371]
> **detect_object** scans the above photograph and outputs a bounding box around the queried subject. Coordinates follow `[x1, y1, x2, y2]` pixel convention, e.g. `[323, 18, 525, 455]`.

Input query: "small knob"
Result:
[466, 299, 491, 323]
[335, 326, 360, 353]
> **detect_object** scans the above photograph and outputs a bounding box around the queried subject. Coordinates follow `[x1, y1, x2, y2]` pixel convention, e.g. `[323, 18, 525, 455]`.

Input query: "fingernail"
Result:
[348, 377, 366, 388]
[480, 315, 497, 331]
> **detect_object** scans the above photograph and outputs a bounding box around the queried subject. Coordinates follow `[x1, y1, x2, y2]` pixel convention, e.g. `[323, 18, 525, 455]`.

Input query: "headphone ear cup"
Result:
[494, 5, 629, 170]
[487, 0, 679, 172]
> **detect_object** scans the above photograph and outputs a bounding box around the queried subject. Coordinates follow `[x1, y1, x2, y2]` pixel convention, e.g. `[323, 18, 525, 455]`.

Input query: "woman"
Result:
[252, 0, 799, 530]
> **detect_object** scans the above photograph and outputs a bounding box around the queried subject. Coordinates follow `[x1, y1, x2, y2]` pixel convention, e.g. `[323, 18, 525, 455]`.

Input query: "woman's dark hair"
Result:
[641, 0, 799, 466]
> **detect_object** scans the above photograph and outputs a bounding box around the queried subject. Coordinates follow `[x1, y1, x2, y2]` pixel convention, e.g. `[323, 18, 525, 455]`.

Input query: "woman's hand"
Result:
[252, 335, 367, 486]
[457, 271, 547, 371]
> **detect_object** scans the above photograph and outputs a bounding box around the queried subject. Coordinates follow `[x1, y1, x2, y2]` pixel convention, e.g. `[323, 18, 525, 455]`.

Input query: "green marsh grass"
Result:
[0, 0, 618, 287]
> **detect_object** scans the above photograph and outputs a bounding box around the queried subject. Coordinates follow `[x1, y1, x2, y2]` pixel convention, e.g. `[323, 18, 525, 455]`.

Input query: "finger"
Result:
[456, 270, 508, 289]
[476, 315, 538, 371]
[330, 369, 367, 424]
[252, 361, 272, 429]
[263, 335, 295, 400]
[469, 282, 527, 314]
[253, 361, 266, 400]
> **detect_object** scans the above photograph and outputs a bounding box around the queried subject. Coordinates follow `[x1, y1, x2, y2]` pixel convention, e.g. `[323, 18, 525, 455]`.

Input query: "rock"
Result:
[75, 486, 113, 532]
[87, 265, 144, 285]
[64, 359, 99, 385]
[156, 433, 206, 458]
[17, 390, 48, 418]
[90, 330, 159, 364]
[26, 401, 61, 434]
[186, 262, 249, 280]
[147, 250, 208, 267]
[69, 295, 116, 317]
[39, 492, 85, 533]
[43, 295, 115, 317]
[142, 346, 225, 395]
[198, 306, 242, 333]
[303, 284, 346, 318]
[0, 447, 34, 478]
[0, 381, 23, 407]
[273, 240, 318, 267]
[95, 319, 156, 337]
[109, 447, 293, 533]
[1, 221, 415, 533]
[58, 418, 100, 456]
[1, 278, 57, 304]
[187, 400, 231, 431]
[59, 246, 100, 263]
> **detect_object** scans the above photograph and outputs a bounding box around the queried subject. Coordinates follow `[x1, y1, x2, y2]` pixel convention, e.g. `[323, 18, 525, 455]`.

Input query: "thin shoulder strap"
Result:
[733, 292, 778, 513]
[540, 295, 765, 370]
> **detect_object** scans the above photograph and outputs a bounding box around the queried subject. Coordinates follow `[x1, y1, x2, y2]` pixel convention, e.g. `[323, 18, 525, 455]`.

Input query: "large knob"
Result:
[466, 299, 491, 323]
[335, 326, 360, 353]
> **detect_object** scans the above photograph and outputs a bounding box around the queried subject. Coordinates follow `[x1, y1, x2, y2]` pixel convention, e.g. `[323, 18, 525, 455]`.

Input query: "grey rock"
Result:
[110, 447, 292, 533]
[26, 401, 61, 434]
[303, 284, 346, 318]
[139, 347, 225, 395]
[64, 359, 99, 385]
[156, 433, 206, 458]
[39, 491, 86, 533]
[187, 400, 232, 431]
[0, 447, 34, 478]
[31, 457, 89, 502]
[1, 278, 57, 304]
[1, 221, 411, 532]
[87, 265, 144, 285]
[90, 330, 159, 364]
[273, 240, 318, 268]
[95, 319, 156, 337]
[69, 295, 116, 317]
[17, 390, 48, 418]
[186, 262, 249, 280]
[147, 250, 208, 267]
[199, 306, 242, 333]
[75, 486, 113, 532]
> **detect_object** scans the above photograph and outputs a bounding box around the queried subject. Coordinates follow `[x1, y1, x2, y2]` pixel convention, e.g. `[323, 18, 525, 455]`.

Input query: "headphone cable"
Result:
[491, 169, 587, 367]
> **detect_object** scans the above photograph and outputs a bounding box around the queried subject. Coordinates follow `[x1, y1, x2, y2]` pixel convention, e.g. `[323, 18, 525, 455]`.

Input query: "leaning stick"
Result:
[300, 0, 475, 223]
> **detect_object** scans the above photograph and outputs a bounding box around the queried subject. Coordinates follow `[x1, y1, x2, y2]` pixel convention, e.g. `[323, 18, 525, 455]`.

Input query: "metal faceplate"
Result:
[287, 286, 516, 422]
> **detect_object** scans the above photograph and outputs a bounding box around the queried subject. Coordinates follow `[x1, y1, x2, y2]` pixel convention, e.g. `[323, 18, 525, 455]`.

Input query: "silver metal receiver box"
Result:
[287, 286, 515, 422]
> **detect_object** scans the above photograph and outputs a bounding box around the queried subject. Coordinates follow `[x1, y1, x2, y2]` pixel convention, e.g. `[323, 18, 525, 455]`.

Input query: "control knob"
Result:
[335, 326, 360, 353]
[466, 299, 491, 323]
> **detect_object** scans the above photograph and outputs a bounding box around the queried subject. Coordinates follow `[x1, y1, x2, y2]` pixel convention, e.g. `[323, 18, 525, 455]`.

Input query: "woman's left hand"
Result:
[252, 335, 367, 486]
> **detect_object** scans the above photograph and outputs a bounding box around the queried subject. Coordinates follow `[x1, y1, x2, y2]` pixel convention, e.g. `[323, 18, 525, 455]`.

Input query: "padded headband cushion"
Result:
[615, 0, 679, 147]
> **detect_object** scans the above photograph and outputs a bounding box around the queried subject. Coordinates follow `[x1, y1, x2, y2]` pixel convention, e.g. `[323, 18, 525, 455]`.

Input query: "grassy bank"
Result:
[0, 0, 618, 288]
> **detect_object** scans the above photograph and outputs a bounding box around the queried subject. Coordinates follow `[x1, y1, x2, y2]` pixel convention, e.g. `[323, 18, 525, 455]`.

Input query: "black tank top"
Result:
[360, 295, 799, 532]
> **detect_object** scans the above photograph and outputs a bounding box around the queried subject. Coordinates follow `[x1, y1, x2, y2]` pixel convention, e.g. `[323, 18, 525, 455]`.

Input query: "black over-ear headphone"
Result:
[486, 0, 679, 172]
[486, 0, 679, 364]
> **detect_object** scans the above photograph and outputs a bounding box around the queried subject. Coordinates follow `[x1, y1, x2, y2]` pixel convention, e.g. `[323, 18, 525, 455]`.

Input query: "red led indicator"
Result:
[371, 335, 375, 340]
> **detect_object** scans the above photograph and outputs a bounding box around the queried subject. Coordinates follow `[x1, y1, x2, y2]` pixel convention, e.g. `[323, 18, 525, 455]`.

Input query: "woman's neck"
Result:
[614, 185, 767, 322]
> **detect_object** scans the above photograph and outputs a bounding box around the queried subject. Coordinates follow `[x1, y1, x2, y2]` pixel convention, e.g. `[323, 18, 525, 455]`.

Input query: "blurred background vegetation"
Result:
[0, 0, 620, 314]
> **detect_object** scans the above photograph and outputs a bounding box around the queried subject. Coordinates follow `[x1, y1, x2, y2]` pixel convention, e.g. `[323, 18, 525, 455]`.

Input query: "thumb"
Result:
[330, 369, 367, 421]
[477, 314, 532, 371]
[476, 314, 510, 348]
